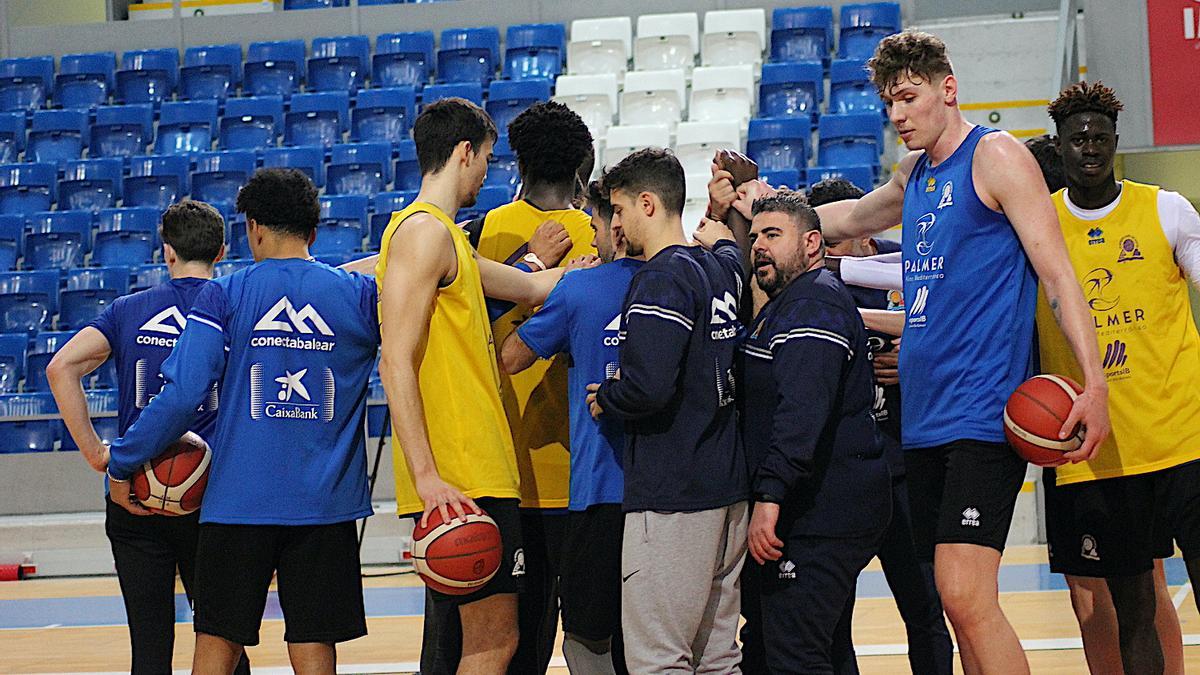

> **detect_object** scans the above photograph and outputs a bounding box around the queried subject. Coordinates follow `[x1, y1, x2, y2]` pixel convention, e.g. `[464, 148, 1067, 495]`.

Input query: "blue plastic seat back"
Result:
[245, 40, 306, 97]
[60, 52, 117, 89]
[132, 263, 169, 291]
[59, 158, 124, 213]
[437, 27, 500, 85]
[373, 32, 434, 89]
[319, 194, 369, 231]
[0, 57, 55, 112]
[808, 164, 876, 192]
[503, 24, 565, 81]
[0, 112, 23, 162]
[818, 139, 881, 168]
[25, 232, 83, 270]
[29, 211, 93, 253]
[771, 6, 834, 63]
[0, 215, 22, 252]
[192, 150, 257, 205]
[261, 146, 326, 187]
[0, 270, 60, 312]
[0, 293, 52, 336]
[829, 59, 883, 114]
[422, 82, 484, 108]
[840, 2, 902, 33]
[393, 139, 420, 192]
[59, 288, 120, 330]
[839, 27, 893, 61]
[486, 79, 552, 132]
[311, 222, 364, 255]
[94, 230, 156, 267]
[55, 53, 116, 110]
[309, 35, 370, 92]
[27, 109, 91, 167]
[747, 118, 812, 172]
[369, 190, 417, 249]
[819, 111, 883, 146]
[328, 142, 392, 196]
[485, 134, 519, 191]
[126, 155, 190, 210]
[220, 95, 284, 150]
[0, 393, 58, 451]
[90, 104, 155, 159]
[67, 266, 131, 293]
[0, 241, 16, 273]
[157, 100, 219, 154]
[97, 207, 161, 241]
[0, 334, 26, 392]
[214, 258, 254, 277]
[180, 43, 243, 101]
[0, 162, 56, 217]
[285, 91, 349, 147]
[117, 49, 179, 106]
[351, 87, 416, 145]
[760, 61, 824, 119]
[227, 215, 250, 259]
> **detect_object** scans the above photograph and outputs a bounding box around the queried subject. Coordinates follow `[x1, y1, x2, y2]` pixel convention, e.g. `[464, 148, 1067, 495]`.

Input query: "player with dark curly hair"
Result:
[1024, 135, 1067, 193]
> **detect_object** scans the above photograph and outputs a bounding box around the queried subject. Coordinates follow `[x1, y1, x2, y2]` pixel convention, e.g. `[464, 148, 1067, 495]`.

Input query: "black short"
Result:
[560, 504, 623, 642]
[1043, 461, 1200, 578]
[415, 497, 524, 609]
[193, 520, 366, 646]
[905, 439, 1027, 561]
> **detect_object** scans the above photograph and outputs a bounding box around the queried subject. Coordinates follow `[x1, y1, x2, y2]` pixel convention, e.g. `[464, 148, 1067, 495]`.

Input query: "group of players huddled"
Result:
[46, 28, 1200, 675]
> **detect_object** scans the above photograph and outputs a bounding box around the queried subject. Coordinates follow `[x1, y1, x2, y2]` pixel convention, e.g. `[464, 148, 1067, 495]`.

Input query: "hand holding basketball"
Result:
[1061, 384, 1110, 464]
[108, 476, 151, 516]
[415, 473, 481, 529]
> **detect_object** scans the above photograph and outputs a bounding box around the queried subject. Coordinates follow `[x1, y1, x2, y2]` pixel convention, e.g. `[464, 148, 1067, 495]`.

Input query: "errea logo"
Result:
[961, 507, 981, 527]
[255, 297, 334, 335]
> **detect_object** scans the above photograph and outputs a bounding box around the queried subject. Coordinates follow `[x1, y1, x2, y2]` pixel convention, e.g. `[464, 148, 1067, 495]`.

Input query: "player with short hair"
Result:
[105, 168, 380, 674]
[812, 31, 1111, 674]
[46, 200, 248, 675]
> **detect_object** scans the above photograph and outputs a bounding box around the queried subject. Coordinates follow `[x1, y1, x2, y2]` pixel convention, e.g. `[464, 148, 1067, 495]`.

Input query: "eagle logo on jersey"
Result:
[1083, 267, 1120, 312]
[914, 213, 936, 256]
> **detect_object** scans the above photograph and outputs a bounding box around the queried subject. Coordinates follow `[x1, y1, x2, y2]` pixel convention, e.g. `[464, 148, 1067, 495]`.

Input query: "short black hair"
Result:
[600, 148, 685, 216]
[235, 168, 320, 240]
[586, 179, 613, 223]
[413, 97, 498, 176]
[1025, 135, 1067, 193]
[508, 101, 593, 186]
[1048, 81, 1123, 128]
[752, 190, 821, 235]
[161, 199, 225, 264]
[807, 177, 866, 208]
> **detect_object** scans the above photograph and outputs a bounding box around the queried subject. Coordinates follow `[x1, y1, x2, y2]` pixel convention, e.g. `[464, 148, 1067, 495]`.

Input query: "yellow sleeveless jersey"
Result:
[376, 202, 520, 515]
[1038, 181, 1200, 485]
[476, 200, 596, 509]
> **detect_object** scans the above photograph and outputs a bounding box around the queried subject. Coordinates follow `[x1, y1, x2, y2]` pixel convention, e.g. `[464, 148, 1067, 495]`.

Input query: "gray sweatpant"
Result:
[621, 501, 749, 674]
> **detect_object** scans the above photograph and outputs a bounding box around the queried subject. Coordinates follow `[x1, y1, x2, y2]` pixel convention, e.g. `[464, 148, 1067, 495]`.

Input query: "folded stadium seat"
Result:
[93, 231, 155, 267]
[0, 113, 24, 163]
[771, 6, 834, 66]
[192, 150, 257, 206]
[58, 158, 124, 213]
[620, 69, 686, 128]
[759, 61, 824, 120]
[674, 120, 742, 177]
[504, 24, 565, 82]
[125, 155, 190, 211]
[552, 73, 618, 140]
[0, 393, 59, 452]
[486, 79, 553, 133]
[328, 142, 392, 196]
[319, 194, 369, 230]
[220, 95, 284, 150]
[180, 43, 243, 102]
[131, 263, 169, 291]
[0, 163, 56, 217]
[156, 99, 219, 154]
[0, 270, 60, 335]
[116, 49, 178, 107]
[830, 59, 884, 115]
[58, 286, 119, 329]
[351, 87, 417, 146]
[438, 27, 501, 86]
[314, 194, 369, 256]
[0, 333, 26, 393]
[688, 65, 755, 125]
[748, 117, 812, 172]
[25, 231, 84, 271]
[838, 2, 902, 61]
[244, 40, 306, 99]
[818, 112, 883, 171]
[89, 104, 155, 159]
[393, 139, 420, 192]
[603, 124, 671, 167]
[807, 164, 875, 191]
[26, 109, 90, 168]
[484, 134, 518, 192]
[66, 266, 131, 294]
[284, 91, 350, 147]
[634, 13, 698, 74]
[701, 9, 766, 69]
[681, 173, 711, 238]
[227, 214, 250, 259]
[421, 82, 484, 108]
[0, 215, 24, 258]
[0, 239, 16, 272]
[568, 17, 632, 82]
[0, 56, 55, 113]
[261, 145, 326, 188]
[369, 190, 417, 249]
[214, 258, 254, 277]
[29, 211, 93, 254]
[97, 207, 161, 257]
[373, 32, 435, 90]
[54, 52, 117, 110]
[309, 35, 371, 93]
[284, 0, 347, 7]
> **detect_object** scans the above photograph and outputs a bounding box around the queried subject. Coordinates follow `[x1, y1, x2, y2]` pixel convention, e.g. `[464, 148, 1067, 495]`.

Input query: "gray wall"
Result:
[913, 0, 1058, 21]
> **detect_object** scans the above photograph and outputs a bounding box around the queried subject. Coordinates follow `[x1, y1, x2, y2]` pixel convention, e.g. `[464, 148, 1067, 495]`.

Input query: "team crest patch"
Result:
[1081, 534, 1100, 561]
[925, 177, 937, 193]
[1117, 236, 1143, 262]
[937, 181, 954, 209]
[886, 289, 905, 311]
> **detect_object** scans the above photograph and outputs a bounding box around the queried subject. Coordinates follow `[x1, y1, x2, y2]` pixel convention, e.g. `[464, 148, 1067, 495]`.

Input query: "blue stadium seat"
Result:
[311, 221, 364, 255]
[0, 215, 24, 256]
[157, 99, 219, 154]
[373, 32, 434, 90]
[0, 163, 56, 217]
[437, 27, 500, 85]
[474, 185, 511, 212]
[0, 269, 60, 326]
[309, 35, 370, 93]
[54, 52, 116, 110]
[220, 95, 283, 150]
[192, 150, 256, 206]
[351, 87, 416, 145]
[0, 57, 55, 113]
[0, 333, 25, 393]
[771, 6, 834, 65]
[261, 146, 326, 188]
[369, 190, 417, 248]
[94, 231, 155, 267]
[759, 61, 824, 119]
[485, 134, 519, 191]
[314, 251, 368, 267]
[504, 24, 565, 81]
[0, 393, 59, 452]
[285, 91, 349, 147]
[245, 40, 306, 98]
[67, 266, 131, 294]
[29, 211, 93, 254]
[97, 207, 160, 243]
[0, 240, 16, 272]
[283, 0, 347, 7]
[393, 139, 420, 192]
[59, 158, 124, 213]
[90, 104, 155, 159]
[328, 142, 392, 196]
[214, 258, 253, 277]
[0, 113, 23, 163]
[180, 43, 242, 102]
[486, 79, 552, 132]
[125, 155, 190, 210]
[59, 287, 119, 329]
[25, 334, 75, 392]
[27, 110, 90, 168]
[0, 293, 51, 336]
[319, 194, 369, 233]
[422, 82, 484, 108]
[747, 117, 812, 172]
[818, 113, 882, 168]
[132, 263, 169, 291]
[807, 164, 875, 192]
[829, 59, 883, 115]
[25, 232, 84, 271]
[838, 2, 901, 61]
[116, 49, 179, 107]
[226, 213, 250, 259]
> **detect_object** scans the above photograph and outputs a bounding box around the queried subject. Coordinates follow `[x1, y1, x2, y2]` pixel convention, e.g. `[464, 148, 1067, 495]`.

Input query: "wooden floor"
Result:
[4, 547, 1200, 674]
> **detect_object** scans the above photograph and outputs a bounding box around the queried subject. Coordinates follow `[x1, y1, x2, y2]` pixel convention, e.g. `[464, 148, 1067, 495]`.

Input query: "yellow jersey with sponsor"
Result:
[476, 200, 596, 509]
[1038, 181, 1200, 485]
[376, 202, 520, 515]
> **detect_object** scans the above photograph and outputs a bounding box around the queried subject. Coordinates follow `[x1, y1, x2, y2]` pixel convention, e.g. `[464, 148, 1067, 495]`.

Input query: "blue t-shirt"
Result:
[516, 258, 642, 511]
[109, 259, 379, 526]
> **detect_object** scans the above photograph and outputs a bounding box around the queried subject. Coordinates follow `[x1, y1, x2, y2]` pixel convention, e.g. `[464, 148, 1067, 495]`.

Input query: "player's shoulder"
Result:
[974, 128, 1029, 162]
[777, 271, 857, 323]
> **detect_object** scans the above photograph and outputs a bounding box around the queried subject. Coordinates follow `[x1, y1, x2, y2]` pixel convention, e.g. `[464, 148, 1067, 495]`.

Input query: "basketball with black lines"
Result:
[411, 509, 502, 595]
[130, 432, 211, 516]
[1003, 375, 1086, 466]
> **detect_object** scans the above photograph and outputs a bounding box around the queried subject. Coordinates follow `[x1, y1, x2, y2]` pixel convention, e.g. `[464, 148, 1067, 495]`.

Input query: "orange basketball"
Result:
[131, 432, 211, 516]
[411, 509, 502, 596]
[1003, 374, 1085, 467]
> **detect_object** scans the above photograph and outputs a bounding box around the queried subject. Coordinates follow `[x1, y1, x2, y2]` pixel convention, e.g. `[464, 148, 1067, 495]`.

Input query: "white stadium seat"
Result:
[620, 68, 687, 128]
[689, 64, 756, 124]
[554, 73, 619, 140]
[569, 17, 632, 81]
[674, 120, 743, 177]
[702, 9, 767, 69]
[634, 13, 699, 73]
[682, 173, 712, 239]
[603, 124, 671, 168]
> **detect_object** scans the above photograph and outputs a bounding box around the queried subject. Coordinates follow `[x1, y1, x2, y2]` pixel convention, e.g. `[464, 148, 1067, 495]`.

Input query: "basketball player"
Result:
[810, 31, 1111, 674]
[46, 201, 249, 675]
[499, 181, 638, 675]
[106, 168, 378, 674]
[1037, 82, 1200, 674]
[585, 148, 748, 673]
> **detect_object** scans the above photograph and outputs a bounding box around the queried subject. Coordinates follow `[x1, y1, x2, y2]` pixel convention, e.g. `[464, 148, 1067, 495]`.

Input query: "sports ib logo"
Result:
[1103, 339, 1128, 369]
[1185, 0, 1200, 41]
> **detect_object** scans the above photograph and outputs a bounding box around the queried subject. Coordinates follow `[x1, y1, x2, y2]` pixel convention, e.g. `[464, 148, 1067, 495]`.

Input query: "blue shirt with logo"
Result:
[899, 125, 1037, 448]
[108, 259, 379, 526]
[517, 258, 643, 511]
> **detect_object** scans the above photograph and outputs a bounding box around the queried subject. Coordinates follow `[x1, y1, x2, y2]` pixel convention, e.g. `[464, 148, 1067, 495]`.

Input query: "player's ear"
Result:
[162, 243, 176, 266]
[639, 191, 655, 217]
[213, 244, 226, 266]
[942, 73, 958, 106]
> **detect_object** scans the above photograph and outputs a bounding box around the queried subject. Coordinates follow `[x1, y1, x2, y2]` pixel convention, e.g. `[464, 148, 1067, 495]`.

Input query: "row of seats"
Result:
[0, 391, 120, 453]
